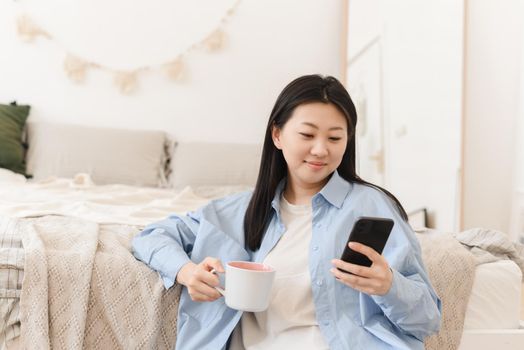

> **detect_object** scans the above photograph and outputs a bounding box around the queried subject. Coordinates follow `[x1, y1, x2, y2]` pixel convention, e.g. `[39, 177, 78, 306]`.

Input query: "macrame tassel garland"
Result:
[14, 0, 243, 93]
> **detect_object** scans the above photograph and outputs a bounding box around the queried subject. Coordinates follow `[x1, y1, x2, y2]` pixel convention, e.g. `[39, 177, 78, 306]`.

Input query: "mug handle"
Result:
[210, 268, 226, 296]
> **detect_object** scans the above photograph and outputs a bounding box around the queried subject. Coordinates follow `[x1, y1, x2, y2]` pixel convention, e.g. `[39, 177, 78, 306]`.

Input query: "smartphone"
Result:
[340, 216, 394, 268]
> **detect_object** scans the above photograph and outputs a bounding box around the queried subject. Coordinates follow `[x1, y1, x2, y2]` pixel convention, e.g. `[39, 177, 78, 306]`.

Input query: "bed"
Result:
[0, 120, 523, 349]
[0, 174, 251, 349]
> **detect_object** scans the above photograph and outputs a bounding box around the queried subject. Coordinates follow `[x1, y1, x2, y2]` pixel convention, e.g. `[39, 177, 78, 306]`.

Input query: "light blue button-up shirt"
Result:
[132, 171, 441, 349]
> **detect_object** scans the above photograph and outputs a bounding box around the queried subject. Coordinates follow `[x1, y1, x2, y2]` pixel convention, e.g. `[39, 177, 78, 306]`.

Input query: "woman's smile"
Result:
[304, 160, 327, 170]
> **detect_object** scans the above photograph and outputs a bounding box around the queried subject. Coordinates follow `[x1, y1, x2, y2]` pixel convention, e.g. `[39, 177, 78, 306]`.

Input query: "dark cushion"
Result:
[0, 102, 30, 175]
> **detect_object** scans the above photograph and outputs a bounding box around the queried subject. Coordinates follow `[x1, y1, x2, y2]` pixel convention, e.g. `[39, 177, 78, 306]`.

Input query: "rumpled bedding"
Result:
[454, 227, 524, 279]
[0, 171, 250, 226]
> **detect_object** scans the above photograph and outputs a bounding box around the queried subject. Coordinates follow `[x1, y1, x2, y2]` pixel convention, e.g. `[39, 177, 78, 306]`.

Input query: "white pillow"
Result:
[26, 122, 170, 187]
[170, 142, 262, 189]
[0, 168, 27, 184]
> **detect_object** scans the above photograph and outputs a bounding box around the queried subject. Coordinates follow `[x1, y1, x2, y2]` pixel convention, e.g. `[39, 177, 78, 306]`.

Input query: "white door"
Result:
[344, 0, 464, 231]
[345, 0, 385, 186]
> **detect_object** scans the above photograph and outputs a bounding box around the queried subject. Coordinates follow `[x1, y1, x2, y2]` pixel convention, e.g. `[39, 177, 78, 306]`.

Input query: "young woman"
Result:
[132, 75, 441, 350]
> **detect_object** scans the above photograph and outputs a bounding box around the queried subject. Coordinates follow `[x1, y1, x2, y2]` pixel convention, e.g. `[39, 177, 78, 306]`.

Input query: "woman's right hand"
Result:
[176, 257, 225, 302]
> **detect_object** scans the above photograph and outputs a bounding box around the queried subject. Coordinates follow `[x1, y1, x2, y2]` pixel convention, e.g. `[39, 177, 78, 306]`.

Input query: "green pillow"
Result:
[0, 102, 30, 175]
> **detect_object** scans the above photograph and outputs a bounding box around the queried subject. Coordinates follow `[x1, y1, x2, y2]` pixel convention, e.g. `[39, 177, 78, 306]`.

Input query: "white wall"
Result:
[0, 0, 344, 143]
[462, 0, 522, 233]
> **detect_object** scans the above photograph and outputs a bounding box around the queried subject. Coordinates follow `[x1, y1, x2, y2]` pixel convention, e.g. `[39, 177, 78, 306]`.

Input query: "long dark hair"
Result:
[244, 74, 408, 251]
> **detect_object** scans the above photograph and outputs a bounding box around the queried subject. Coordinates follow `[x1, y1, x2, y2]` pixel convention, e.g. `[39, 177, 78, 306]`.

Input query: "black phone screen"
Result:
[340, 216, 394, 267]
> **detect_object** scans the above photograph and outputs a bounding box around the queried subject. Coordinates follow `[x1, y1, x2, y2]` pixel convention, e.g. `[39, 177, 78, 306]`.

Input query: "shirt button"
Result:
[315, 223, 322, 229]
[316, 279, 323, 286]
[312, 246, 319, 251]
[322, 320, 330, 326]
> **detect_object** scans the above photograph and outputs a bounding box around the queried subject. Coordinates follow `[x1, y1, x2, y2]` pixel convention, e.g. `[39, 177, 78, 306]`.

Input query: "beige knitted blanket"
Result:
[17, 216, 181, 350]
[417, 230, 477, 350]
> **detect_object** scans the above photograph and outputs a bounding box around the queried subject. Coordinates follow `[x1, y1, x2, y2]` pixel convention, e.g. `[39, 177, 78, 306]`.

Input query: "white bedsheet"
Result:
[463, 259, 523, 329]
[0, 172, 251, 226]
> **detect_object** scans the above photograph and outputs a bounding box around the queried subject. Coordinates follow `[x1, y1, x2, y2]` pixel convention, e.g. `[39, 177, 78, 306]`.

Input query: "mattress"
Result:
[463, 259, 523, 330]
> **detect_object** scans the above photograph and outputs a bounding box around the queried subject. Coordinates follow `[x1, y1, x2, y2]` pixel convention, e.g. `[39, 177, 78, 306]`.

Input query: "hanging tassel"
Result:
[114, 71, 138, 94]
[164, 57, 184, 81]
[202, 29, 226, 52]
[226, 0, 241, 18]
[63, 54, 89, 83]
[16, 15, 50, 42]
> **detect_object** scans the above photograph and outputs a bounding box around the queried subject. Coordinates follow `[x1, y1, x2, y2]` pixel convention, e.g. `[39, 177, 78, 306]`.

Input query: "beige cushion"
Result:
[171, 142, 261, 189]
[26, 122, 169, 187]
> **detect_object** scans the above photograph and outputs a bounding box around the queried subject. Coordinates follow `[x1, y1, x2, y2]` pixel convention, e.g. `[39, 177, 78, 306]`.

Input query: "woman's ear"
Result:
[271, 126, 282, 150]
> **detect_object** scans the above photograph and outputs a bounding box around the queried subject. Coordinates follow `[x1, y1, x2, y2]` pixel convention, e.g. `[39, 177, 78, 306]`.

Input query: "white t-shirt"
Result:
[230, 196, 329, 349]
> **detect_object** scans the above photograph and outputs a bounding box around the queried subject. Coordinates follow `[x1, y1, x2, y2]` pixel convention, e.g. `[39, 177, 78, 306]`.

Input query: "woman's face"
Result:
[272, 102, 349, 192]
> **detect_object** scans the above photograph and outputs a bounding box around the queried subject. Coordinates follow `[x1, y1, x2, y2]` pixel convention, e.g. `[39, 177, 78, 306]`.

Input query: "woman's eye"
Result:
[329, 137, 342, 141]
[299, 133, 313, 138]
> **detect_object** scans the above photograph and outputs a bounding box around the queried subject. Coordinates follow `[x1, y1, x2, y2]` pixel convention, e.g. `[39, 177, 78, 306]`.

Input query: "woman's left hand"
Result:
[330, 242, 393, 296]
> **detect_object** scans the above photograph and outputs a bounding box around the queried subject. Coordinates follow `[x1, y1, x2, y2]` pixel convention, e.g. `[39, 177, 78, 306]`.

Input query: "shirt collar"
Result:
[317, 170, 351, 209]
[271, 178, 286, 214]
[271, 170, 351, 210]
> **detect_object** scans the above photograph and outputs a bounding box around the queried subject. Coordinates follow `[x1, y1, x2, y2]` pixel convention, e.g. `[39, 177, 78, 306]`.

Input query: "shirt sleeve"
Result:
[365, 193, 442, 341]
[371, 256, 442, 341]
[132, 209, 202, 289]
